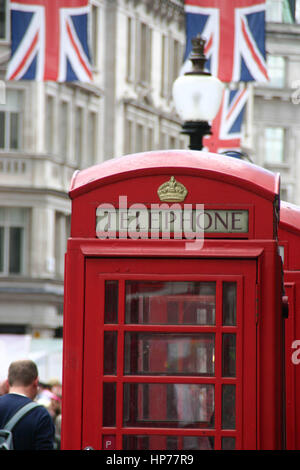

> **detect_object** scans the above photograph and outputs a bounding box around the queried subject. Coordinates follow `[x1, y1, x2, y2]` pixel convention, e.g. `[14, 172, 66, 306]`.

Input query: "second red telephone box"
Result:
[279, 200, 300, 449]
[61, 150, 284, 450]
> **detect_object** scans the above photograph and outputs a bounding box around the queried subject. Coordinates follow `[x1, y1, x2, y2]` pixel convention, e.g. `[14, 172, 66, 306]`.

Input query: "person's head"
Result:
[7, 359, 39, 399]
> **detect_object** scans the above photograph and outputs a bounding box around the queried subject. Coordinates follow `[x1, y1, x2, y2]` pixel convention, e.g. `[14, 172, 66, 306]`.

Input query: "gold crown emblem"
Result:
[157, 176, 188, 202]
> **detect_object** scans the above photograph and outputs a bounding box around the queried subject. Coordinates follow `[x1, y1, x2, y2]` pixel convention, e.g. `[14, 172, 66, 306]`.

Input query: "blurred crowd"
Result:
[0, 375, 62, 449]
[36, 379, 62, 449]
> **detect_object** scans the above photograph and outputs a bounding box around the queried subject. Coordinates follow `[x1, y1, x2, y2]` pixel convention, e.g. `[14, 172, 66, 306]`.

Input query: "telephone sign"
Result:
[96, 206, 249, 238]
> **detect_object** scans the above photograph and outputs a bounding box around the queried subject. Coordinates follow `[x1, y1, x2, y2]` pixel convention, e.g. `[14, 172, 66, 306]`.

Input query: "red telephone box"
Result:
[279, 200, 300, 450]
[61, 150, 284, 450]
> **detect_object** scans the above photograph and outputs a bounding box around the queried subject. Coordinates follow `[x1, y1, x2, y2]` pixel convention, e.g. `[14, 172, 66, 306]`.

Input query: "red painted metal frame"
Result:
[284, 282, 296, 449]
[82, 257, 256, 450]
[61, 238, 283, 450]
[61, 151, 283, 450]
[279, 201, 300, 450]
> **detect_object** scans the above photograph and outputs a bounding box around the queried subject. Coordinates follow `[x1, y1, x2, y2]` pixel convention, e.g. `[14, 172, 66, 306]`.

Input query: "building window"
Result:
[280, 186, 288, 201]
[0, 90, 23, 150]
[55, 212, 69, 278]
[172, 39, 181, 85]
[136, 123, 144, 153]
[124, 112, 156, 155]
[0, 207, 28, 275]
[87, 111, 97, 165]
[125, 119, 133, 155]
[138, 22, 152, 85]
[45, 94, 55, 154]
[147, 126, 154, 151]
[159, 124, 183, 150]
[170, 135, 176, 149]
[297, 1, 300, 22]
[161, 34, 168, 97]
[264, 127, 285, 164]
[266, 55, 285, 88]
[91, 3, 99, 68]
[0, 0, 8, 40]
[59, 101, 69, 159]
[266, 0, 296, 23]
[126, 17, 153, 87]
[126, 16, 133, 81]
[161, 35, 183, 100]
[74, 106, 83, 166]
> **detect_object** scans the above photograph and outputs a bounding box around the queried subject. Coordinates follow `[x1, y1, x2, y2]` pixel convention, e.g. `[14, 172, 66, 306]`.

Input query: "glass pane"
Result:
[0, 0, 6, 39]
[9, 208, 26, 225]
[0, 226, 3, 272]
[104, 332, 117, 375]
[125, 281, 216, 325]
[75, 107, 83, 165]
[59, 101, 68, 157]
[182, 436, 214, 450]
[222, 437, 235, 450]
[7, 90, 21, 108]
[103, 383, 116, 426]
[104, 280, 118, 323]
[87, 112, 97, 165]
[123, 435, 214, 450]
[45, 95, 54, 153]
[267, 55, 285, 88]
[222, 282, 237, 325]
[9, 227, 22, 273]
[124, 333, 215, 376]
[123, 383, 214, 428]
[264, 127, 284, 164]
[10, 112, 19, 149]
[0, 112, 5, 148]
[222, 384, 236, 429]
[222, 334, 236, 377]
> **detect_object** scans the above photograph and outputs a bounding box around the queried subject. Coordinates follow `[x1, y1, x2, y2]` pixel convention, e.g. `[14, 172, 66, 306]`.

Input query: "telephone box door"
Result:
[82, 257, 257, 450]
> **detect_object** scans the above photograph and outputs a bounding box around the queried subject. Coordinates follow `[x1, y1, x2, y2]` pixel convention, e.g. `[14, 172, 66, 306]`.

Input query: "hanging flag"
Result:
[203, 86, 249, 154]
[184, 0, 268, 83]
[6, 0, 93, 82]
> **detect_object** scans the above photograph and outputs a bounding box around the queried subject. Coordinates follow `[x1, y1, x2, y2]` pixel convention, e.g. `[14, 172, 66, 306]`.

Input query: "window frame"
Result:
[266, 54, 286, 88]
[0, 0, 9, 42]
[0, 207, 28, 276]
[0, 89, 23, 151]
[264, 126, 286, 165]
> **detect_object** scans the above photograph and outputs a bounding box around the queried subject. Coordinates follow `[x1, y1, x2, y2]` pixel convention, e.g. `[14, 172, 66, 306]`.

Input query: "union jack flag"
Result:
[203, 86, 249, 153]
[6, 0, 93, 82]
[184, 0, 268, 83]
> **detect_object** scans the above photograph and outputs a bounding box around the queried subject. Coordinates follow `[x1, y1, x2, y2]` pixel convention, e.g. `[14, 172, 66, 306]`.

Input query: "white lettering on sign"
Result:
[96, 197, 248, 239]
[292, 340, 300, 365]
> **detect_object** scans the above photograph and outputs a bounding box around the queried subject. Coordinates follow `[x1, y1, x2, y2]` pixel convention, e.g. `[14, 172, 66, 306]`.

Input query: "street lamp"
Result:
[172, 35, 224, 150]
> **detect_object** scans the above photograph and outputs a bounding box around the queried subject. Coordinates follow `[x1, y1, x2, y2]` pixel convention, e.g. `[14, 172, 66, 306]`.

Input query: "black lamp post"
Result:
[172, 36, 224, 150]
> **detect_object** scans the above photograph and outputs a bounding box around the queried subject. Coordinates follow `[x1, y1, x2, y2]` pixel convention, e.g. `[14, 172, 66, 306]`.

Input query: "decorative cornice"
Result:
[122, 97, 182, 125]
[124, 0, 184, 25]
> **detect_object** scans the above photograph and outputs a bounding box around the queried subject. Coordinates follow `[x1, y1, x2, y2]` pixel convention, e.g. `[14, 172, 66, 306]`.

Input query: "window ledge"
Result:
[264, 161, 290, 170]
